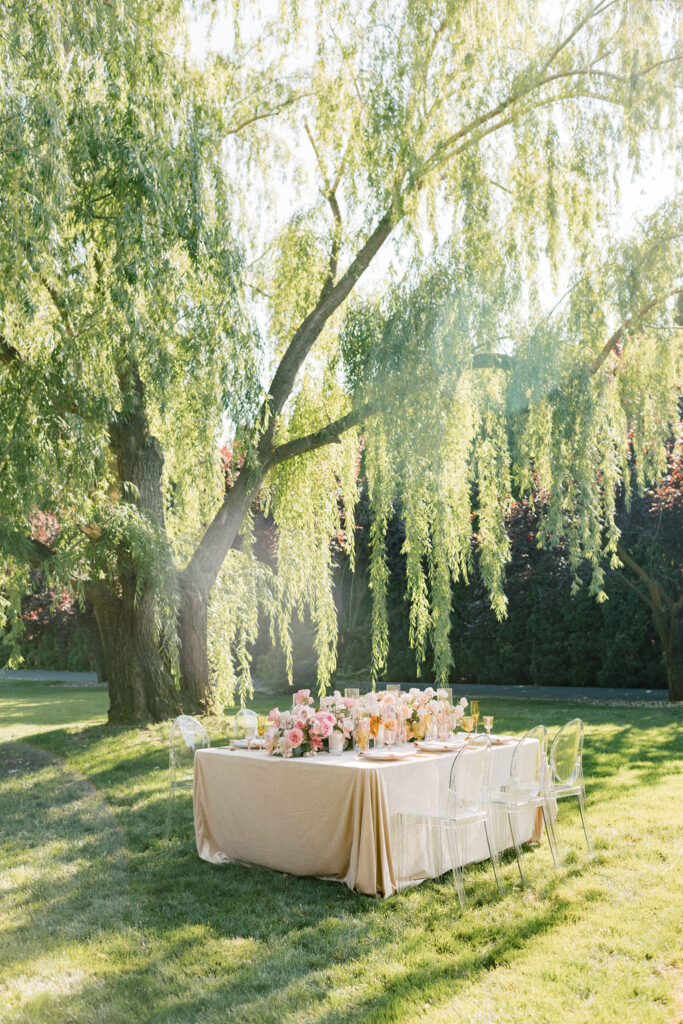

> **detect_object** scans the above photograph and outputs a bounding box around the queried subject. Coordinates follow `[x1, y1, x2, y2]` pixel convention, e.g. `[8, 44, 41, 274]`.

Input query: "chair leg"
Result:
[447, 828, 467, 909]
[484, 819, 504, 896]
[508, 809, 527, 887]
[165, 784, 175, 843]
[576, 788, 595, 857]
[541, 801, 561, 868]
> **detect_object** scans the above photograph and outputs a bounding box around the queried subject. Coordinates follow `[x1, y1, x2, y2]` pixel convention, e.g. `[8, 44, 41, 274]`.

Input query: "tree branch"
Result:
[472, 352, 514, 371]
[616, 542, 674, 611]
[591, 289, 683, 373]
[261, 207, 396, 436]
[267, 352, 513, 469]
[267, 401, 375, 469]
[226, 92, 305, 135]
[0, 335, 20, 366]
[305, 121, 343, 283]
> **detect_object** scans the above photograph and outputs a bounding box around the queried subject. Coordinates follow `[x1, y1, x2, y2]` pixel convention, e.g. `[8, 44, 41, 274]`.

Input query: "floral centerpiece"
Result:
[264, 689, 345, 757]
[263, 687, 468, 756]
[400, 686, 467, 738]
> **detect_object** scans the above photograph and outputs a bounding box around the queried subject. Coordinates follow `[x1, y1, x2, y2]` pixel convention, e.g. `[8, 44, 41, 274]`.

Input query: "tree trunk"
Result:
[94, 581, 181, 724]
[178, 577, 211, 713]
[177, 467, 264, 712]
[663, 606, 683, 702]
[95, 360, 181, 724]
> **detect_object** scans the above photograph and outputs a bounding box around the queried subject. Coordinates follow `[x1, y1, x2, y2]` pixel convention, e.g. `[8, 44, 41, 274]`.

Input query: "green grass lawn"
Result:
[0, 679, 681, 1024]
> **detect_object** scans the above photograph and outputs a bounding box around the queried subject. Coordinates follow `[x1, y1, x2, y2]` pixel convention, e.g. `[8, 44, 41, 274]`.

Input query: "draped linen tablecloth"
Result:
[194, 741, 542, 897]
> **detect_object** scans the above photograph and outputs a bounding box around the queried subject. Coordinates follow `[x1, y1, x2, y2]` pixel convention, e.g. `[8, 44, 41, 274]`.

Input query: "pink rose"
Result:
[267, 708, 280, 722]
[342, 697, 355, 709]
[294, 689, 312, 706]
[320, 720, 333, 738]
[287, 727, 304, 748]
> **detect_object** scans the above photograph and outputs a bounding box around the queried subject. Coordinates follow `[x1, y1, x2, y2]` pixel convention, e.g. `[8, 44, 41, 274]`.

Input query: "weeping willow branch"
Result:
[591, 288, 683, 373]
[268, 401, 376, 468]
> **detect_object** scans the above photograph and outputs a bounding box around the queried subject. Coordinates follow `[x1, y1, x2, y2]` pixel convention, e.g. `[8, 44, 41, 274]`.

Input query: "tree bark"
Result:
[663, 605, 683, 702]
[94, 580, 181, 724]
[94, 360, 181, 723]
[178, 466, 265, 712]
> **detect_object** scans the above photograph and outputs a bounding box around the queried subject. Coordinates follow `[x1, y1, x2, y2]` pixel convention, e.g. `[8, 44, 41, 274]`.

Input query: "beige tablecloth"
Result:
[194, 742, 542, 897]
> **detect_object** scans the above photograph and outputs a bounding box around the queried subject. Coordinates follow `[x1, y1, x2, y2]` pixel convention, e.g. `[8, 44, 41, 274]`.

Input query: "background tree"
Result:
[0, 0, 681, 722]
[615, 423, 683, 700]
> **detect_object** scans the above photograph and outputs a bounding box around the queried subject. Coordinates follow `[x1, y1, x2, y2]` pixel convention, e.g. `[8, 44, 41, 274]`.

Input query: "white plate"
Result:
[232, 737, 265, 749]
[362, 747, 415, 761]
[416, 740, 464, 753]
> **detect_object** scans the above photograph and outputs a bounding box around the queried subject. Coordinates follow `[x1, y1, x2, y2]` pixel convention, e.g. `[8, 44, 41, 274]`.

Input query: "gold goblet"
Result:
[461, 715, 474, 741]
[483, 715, 494, 736]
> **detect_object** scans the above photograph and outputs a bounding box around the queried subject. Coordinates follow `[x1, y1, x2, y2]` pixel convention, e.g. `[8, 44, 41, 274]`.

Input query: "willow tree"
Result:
[1, 0, 681, 720]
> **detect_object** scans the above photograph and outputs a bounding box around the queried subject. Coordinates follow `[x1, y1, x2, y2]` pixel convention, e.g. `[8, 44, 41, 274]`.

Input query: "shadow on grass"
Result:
[2, 710, 680, 1024]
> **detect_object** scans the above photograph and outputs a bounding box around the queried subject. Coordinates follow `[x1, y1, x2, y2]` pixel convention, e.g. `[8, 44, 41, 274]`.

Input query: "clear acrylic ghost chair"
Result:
[490, 724, 560, 887]
[548, 718, 594, 856]
[398, 737, 503, 909]
[165, 715, 210, 841]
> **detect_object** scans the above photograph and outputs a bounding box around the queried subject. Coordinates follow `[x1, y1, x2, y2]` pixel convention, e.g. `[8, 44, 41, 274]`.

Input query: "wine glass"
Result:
[470, 700, 480, 734]
[483, 715, 494, 737]
[225, 715, 236, 745]
[384, 719, 396, 750]
[355, 719, 370, 756]
[461, 715, 474, 741]
[244, 721, 256, 751]
[369, 714, 380, 748]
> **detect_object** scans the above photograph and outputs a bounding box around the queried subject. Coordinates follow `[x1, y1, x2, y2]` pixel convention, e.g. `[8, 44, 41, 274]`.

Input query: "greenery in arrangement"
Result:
[1, 0, 682, 722]
[0, 679, 681, 1023]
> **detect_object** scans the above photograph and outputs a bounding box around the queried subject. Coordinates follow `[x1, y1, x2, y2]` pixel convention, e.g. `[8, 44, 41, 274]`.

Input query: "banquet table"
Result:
[194, 739, 545, 897]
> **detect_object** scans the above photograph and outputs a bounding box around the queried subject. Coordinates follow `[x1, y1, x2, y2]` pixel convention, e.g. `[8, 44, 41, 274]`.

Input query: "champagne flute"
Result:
[369, 714, 380, 748]
[470, 700, 480, 734]
[483, 715, 494, 737]
[257, 715, 267, 744]
[225, 715, 236, 746]
[461, 715, 474, 742]
[384, 719, 396, 750]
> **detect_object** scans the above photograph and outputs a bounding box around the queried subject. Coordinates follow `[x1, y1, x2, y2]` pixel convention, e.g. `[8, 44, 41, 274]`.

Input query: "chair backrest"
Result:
[446, 737, 491, 819]
[549, 718, 585, 787]
[509, 724, 548, 801]
[169, 715, 210, 778]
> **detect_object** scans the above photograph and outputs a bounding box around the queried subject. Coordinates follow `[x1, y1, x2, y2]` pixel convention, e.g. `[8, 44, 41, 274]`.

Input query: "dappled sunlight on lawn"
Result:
[0, 682, 681, 1023]
[0, 681, 108, 741]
